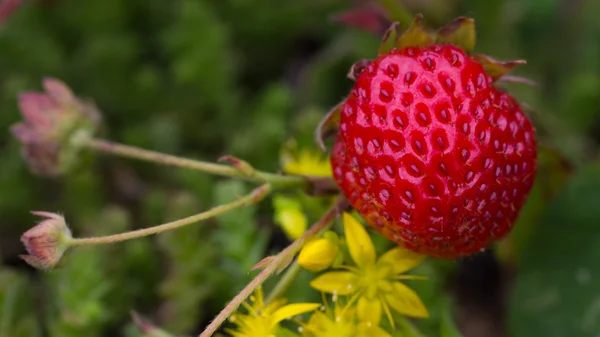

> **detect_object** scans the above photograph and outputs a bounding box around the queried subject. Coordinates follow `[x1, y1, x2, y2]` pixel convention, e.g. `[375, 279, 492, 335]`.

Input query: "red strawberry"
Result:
[320, 16, 537, 259]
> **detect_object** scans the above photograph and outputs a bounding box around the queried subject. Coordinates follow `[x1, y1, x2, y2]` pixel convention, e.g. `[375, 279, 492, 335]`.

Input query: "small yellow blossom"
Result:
[227, 287, 320, 337]
[273, 196, 307, 240]
[300, 295, 390, 337]
[281, 141, 332, 177]
[309, 213, 428, 327]
[298, 232, 340, 272]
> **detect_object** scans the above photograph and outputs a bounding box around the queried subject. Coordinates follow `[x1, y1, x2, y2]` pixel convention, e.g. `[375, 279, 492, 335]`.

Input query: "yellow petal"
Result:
[357, 323, 392, 337]
[377, 247, 426, 275]
[343, 213, 376, 268]
[282, 148, 332, 177]
[384, 282, 429, 318]
[357, 296, 382, 326]
[271, 303, 320, 327]
[273, 196, 307, 240]
[309, 271, 358, 295]
[298, 238, 339, 272]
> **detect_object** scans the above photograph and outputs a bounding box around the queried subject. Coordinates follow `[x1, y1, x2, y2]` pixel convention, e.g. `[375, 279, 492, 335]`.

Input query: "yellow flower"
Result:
[281, 141, 332, 177]
[309, 213, 428, 327]
[298, 231, 340, 272]
[227, 287, 320, 337]
[300, 296, 390, 337]
[273, 196, 307, 240]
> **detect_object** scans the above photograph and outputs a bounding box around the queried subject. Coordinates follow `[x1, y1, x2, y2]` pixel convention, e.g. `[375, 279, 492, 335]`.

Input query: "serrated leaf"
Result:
[509, 164, 600, 337]
[435, 17, 476, 53]
[396, 15, 433, 49]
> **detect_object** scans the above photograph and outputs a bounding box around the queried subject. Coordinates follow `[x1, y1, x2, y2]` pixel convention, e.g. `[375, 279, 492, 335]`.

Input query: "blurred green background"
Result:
[1, 0, 600, 336]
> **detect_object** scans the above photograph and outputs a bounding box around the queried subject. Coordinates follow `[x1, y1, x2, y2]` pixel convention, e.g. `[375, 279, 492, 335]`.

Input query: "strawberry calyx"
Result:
[315, 14, 530, 151]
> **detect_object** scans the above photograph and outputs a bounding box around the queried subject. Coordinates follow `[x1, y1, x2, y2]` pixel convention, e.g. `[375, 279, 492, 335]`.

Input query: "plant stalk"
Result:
[69, 184, 271, 246]
[83, 138, 308, 189]
[198, 197, 346, 337]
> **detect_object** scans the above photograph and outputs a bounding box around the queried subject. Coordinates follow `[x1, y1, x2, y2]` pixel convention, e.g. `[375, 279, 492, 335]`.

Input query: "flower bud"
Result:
[298, 232, 340, 272]
[273, 196, 307, 240]
[20, 211, 72, 270]
[10, 77, 101, 176]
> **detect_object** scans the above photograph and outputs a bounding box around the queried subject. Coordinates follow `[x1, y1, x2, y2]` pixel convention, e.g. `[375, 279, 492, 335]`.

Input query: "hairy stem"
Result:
[265, 260, 302, 304]
[69, 184, 271, 246]
[83, 138, 308, 189]
[198, 198, 346, 337]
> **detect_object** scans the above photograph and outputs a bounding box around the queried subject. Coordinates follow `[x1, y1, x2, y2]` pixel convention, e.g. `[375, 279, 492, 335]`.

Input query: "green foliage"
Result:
[1, 0, 600, 336]
[509, 163, 600, 337]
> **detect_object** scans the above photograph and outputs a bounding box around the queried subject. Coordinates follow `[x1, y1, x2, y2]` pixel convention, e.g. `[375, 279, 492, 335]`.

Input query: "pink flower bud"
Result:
[20, 211, 72, 270]
[10, 77, 101, 176]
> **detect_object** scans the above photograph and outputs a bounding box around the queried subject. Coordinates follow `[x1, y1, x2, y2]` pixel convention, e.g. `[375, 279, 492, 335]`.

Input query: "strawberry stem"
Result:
[198, 197, 347, 337]
[69, 184, 271, 246]
[83, 138, 309, 189]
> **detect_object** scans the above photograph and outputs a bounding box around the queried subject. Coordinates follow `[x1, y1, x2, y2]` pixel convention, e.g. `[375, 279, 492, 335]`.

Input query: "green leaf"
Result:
[440, 300, 464, 337]
[509, 164, 600, 337]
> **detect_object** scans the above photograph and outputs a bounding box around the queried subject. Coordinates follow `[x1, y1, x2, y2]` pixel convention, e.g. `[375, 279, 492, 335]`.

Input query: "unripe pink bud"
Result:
[11, 77, 101, 176]
[20, 211, 72, 270]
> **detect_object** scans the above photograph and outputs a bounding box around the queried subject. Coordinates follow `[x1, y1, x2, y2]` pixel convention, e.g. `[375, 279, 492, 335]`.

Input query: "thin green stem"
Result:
[198, 198, 345, 337]
[69, 184, 271, 246]
[265, 260, 302, 304]
[83, 138, 308, 189]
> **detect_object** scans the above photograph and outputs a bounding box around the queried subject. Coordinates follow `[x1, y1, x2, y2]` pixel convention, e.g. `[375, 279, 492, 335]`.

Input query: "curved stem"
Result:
[83, 138, 308, 189]
[69, 184, 271, 246]
[198, 197, 346, 337]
